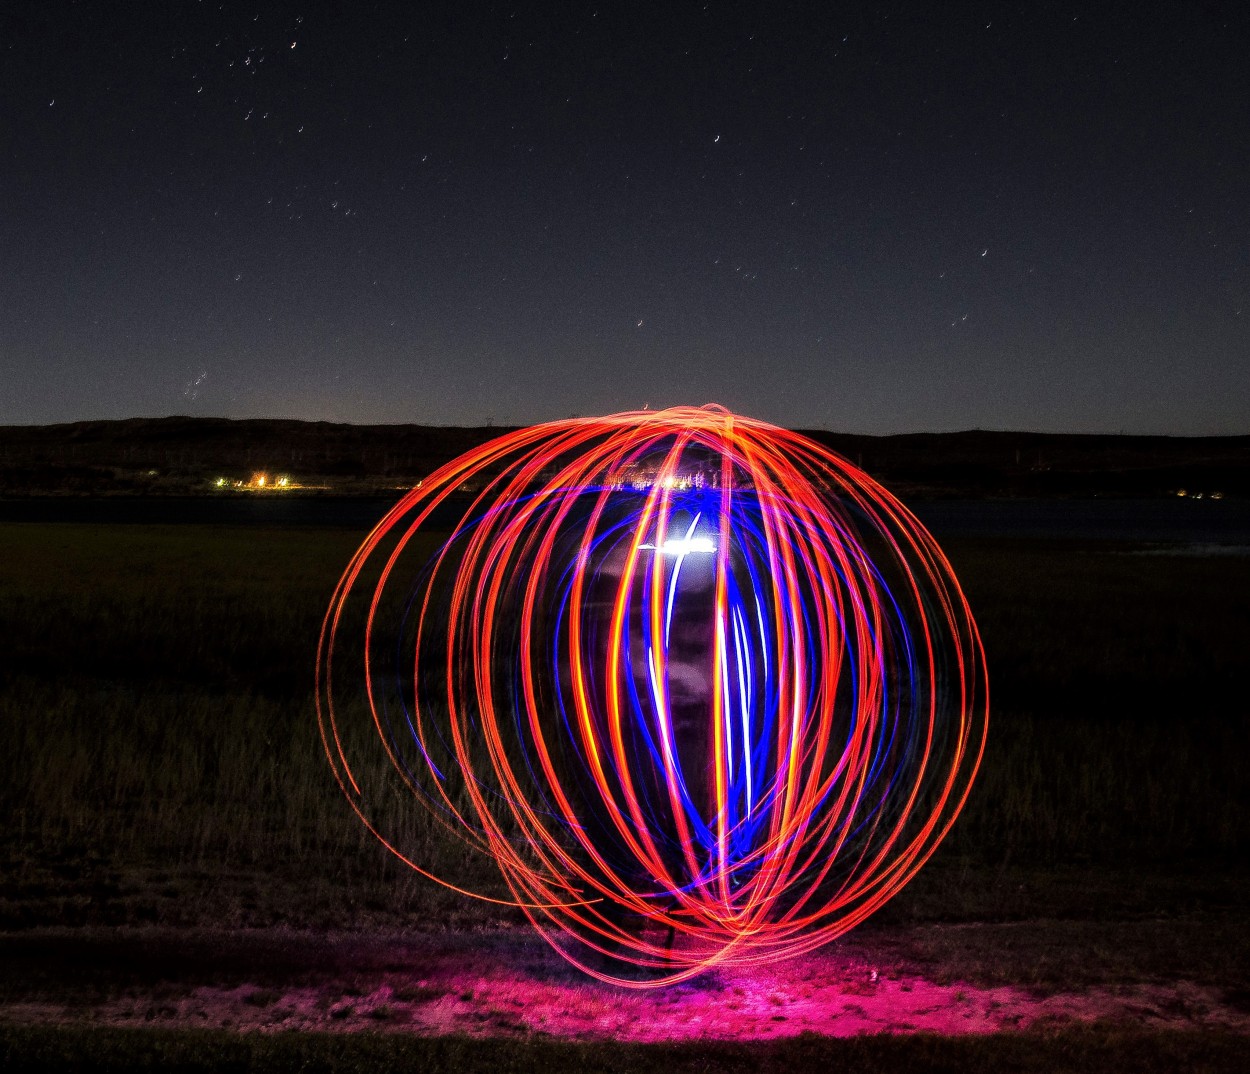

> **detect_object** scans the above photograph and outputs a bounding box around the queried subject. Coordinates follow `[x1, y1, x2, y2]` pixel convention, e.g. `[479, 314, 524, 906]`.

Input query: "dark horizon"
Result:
[6, 409, 1250, 440]
[3, 2, 1248, 435]
[5, 412, 1249, 506]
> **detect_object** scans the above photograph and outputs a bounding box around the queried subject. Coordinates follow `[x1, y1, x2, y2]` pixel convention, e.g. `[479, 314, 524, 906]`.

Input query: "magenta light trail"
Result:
[317, 405, 989, 987]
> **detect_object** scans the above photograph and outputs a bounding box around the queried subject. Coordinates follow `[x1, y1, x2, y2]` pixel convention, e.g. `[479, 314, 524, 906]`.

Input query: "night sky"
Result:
[3, 2, 1247, 434]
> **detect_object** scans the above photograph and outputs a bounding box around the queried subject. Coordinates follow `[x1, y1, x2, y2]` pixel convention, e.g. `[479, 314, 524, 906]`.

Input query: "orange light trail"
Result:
[316, 404, 988, 987]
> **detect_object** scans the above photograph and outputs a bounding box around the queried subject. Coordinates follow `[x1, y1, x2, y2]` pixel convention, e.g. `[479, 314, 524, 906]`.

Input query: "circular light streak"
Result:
[317, 405, 988, 987]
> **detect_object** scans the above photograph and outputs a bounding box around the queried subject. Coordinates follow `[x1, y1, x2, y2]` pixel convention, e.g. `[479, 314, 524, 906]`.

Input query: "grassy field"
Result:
[4, 1023, 1249, 1074]
[2, 523, 1246, 914]
[0, 519, 1247, 1066]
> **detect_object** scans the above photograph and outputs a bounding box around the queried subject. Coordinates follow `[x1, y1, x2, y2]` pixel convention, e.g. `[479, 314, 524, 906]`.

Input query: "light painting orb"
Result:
[316, 405, 988, 987]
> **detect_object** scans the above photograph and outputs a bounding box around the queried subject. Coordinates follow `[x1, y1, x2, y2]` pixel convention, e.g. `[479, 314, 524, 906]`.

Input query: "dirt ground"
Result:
[2, 925, 1246, 1042]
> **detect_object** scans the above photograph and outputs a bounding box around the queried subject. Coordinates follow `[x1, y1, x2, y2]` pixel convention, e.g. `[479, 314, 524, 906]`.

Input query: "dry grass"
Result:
[0, 524, 1247, 933]
[2, 1022, 1249, 1074]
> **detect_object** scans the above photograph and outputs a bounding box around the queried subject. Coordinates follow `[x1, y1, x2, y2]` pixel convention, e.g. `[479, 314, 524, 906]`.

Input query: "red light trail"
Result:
[317, 405, 988, 987]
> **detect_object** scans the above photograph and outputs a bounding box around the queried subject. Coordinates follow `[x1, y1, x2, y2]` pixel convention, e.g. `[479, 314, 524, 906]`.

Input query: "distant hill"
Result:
[0, 416, 1246, 498]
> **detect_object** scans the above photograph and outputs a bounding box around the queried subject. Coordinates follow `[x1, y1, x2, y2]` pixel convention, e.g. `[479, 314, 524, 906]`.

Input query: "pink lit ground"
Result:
[2, 926, 1246, 1040]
